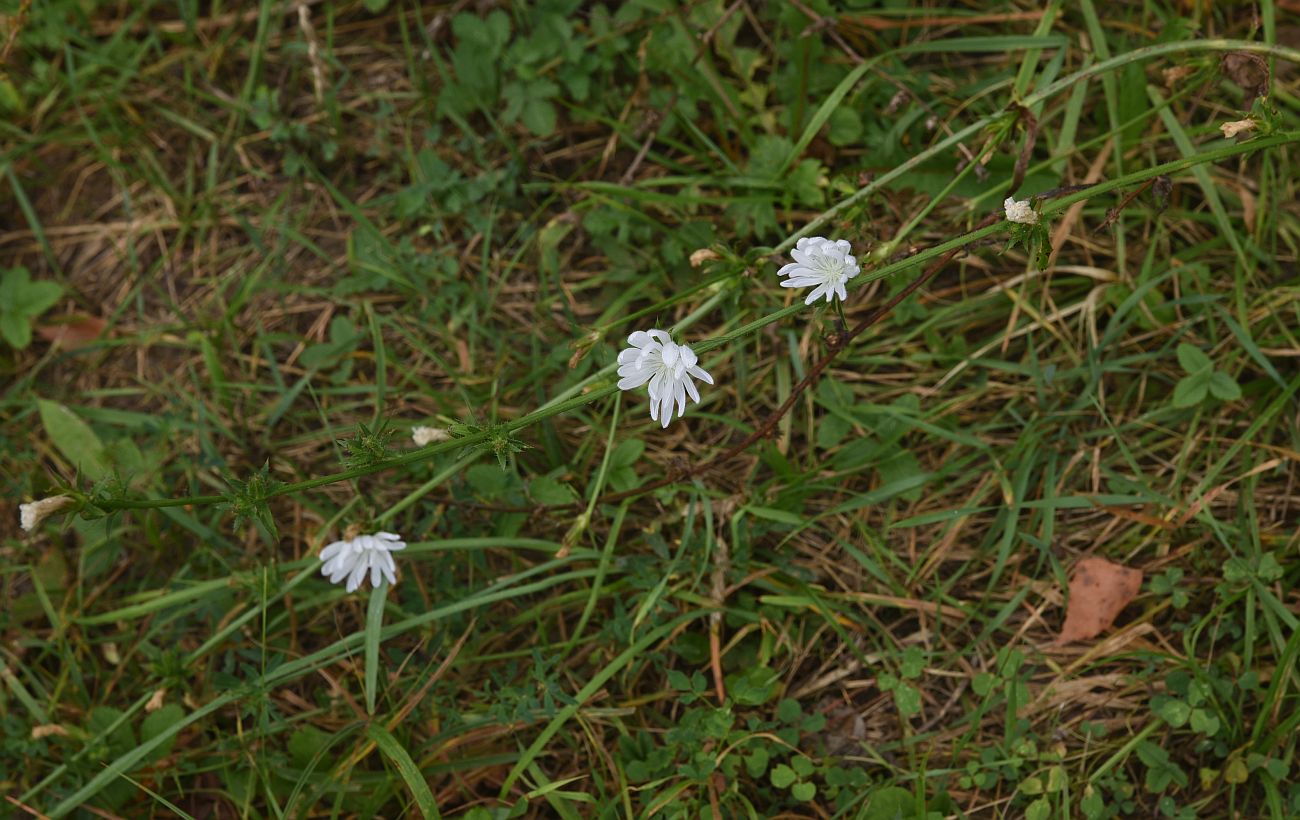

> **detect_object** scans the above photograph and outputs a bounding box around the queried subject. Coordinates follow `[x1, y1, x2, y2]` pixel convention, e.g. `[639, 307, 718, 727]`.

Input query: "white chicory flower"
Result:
[617, 329, 713, 428]
[1004, 197, 1038, 225]
[411, 425, 450, 447]
[319, 531, 406, 592]
[777, 237, 860, 305]
[19, 495, 74, 532]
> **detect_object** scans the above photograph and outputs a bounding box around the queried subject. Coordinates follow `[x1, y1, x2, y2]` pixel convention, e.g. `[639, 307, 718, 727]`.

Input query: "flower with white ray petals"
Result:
[617, 329, 714, 428]
[319, 531, 406, 592]
[777, 237, 860, 305]
[1004, 197, 1038, 225]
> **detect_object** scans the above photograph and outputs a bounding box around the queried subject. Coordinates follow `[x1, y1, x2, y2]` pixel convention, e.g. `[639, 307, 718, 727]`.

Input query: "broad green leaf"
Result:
[16, 280, 63, 315]
[0, 76, 22, 114]
[828, 106, 863, 147]
[520, 98, 557, 136]
[0, 311, 30, 349]
[1176, 342, 1212, 374]
[815, 412, 851, 449]
[666, 669, 691, 692]
[770, 763, 796, 789]
[1224, 756, 1249, 784]
[1172, 374, 1208, 408]
[893, 681, 922, 717]
[726, 666, 779, 706]
[140, 704, 186, 763]
[1080, 785, 1106, 819]
[38, 400, 110, 480]
[467, 463, 510, 498]
[775, 698, 802, 723]
[609, 438, 644, 467]
[972, 672, 998, 696]
[87, 706, 137, 755]
[863, 786, 917, 820]
[288, 725, 333, 766]
[1190, 708, 1220, 736]
[0, 265, 30, 302]
[1207, 370, 1241, 401]
[299, 317, 359, 370]
[900, 645, 926, 679]
[790, 755, 814, 778]
[529, 475, 578, 505]
[1155, 696, 1191, 727]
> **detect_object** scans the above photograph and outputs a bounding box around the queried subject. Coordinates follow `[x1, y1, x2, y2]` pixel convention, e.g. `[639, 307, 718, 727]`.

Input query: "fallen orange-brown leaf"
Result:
[1055, 557, 1143, 645]
[37, 315, 108, 349]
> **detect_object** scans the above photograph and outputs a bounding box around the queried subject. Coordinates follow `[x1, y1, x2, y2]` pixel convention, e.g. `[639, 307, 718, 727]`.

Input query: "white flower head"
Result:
[617, 329, 714, 428]
[1004, 197, 1038, 225]
[319, 531, 406, 592]
[777, 236, 860, 305]
[19, 495, 74, 532]
[411, 426, 450, 447]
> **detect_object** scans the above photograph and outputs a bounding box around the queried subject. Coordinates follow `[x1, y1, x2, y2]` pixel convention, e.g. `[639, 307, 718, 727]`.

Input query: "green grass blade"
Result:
[368, 724, 441, 819]
[365, 580, 387, 715]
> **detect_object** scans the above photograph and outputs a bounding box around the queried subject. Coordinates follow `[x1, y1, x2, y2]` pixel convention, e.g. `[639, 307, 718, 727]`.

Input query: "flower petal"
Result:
[684, 375, 700, 403]
[688, 365, 713, 385]
[346, 559, 368, 592]
[782, 275, 825, 287]
[319, 540, 347, 562]
[648, 370, 667, 400]
[619, 372, 652, 390]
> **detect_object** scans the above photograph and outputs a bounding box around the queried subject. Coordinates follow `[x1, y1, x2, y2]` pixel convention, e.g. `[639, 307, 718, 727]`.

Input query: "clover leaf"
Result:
[0, 266, 63, 349]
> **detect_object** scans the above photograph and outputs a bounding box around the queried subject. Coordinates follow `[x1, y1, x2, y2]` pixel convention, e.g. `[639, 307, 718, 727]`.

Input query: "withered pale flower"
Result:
[19, 495, 74, 532]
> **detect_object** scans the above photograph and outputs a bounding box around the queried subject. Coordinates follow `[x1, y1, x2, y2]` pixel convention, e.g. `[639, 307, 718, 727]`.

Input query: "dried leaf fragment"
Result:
[689, 248, 720, 268]
[1220, 118, 1257, 139]
[1152, 175, 1173, 215]
[1162, 65, 1196, 89]
[31, 724, 69, 740]
[1221, 52, 1269, 106]
[36, 315, 108, 349]
[146, 688, 167, 712]
[1055, 557, 1142, 645]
